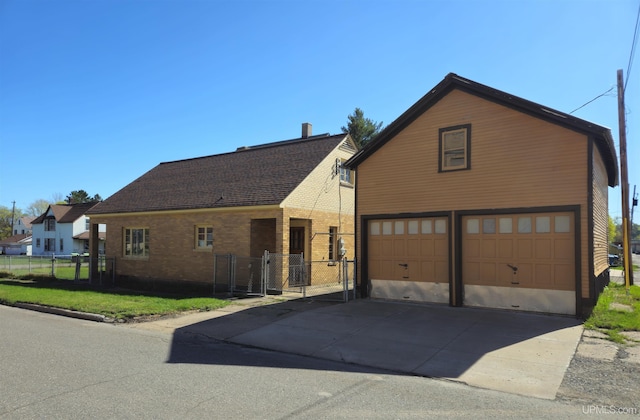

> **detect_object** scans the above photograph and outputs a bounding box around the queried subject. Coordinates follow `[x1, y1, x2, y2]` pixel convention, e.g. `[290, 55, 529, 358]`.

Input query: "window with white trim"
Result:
[124, 228, 149, 258]
[195, 226, 213, 250]
[439, 124, 471, 172]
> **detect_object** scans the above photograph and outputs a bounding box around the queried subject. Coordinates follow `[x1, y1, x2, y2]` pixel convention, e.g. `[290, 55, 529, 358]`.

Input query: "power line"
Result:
[568, 87, 615, 114]
[625, 1, 640, 91]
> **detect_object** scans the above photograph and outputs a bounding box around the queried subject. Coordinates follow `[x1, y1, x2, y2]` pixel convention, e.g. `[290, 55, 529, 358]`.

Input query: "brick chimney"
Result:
[302, 122, 312, 138]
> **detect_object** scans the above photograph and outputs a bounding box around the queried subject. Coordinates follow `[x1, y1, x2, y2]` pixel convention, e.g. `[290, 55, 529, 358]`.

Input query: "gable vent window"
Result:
[439, 124, 471, 172]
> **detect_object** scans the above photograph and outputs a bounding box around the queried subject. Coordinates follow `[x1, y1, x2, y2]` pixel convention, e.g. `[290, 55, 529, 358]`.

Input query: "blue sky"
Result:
[1, 0, 638, 220]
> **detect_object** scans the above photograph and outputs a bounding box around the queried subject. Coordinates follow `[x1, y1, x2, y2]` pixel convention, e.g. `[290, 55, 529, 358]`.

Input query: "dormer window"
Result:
[439, 124, 471, 172]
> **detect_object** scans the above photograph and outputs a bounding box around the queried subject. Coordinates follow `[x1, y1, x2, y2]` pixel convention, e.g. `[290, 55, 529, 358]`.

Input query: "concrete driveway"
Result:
[132, 298, 583, 400]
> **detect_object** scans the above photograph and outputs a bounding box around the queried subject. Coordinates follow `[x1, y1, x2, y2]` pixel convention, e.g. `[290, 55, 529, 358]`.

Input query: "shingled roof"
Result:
[32, 202, 99, 224]
[87, 133, 351, 215]
[346, 73, 619, 187]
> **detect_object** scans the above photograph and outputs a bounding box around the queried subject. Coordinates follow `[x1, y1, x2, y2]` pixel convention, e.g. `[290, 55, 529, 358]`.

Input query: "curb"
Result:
[12, 302, 109, 323]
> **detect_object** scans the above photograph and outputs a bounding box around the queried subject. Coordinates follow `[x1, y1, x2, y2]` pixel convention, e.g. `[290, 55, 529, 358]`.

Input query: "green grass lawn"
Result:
[584, 282, 640, 343]
[0, 279, 229, 320]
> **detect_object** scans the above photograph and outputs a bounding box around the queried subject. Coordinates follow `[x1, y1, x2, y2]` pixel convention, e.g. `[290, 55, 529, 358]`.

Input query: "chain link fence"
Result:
[213, 252, 356, 302]
[0, 254, 115, 284]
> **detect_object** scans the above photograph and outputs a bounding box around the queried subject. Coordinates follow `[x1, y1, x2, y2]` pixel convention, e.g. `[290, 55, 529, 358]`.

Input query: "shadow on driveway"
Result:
[164, 298, 583, 399]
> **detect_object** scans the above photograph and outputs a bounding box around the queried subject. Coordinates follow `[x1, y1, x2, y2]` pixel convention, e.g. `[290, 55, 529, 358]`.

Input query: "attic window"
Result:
[339, 159, 354, 185]
[439, 124, 471, 172]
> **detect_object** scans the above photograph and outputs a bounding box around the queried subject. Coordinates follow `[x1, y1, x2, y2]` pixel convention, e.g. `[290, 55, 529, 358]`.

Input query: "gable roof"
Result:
[87, 133, 351, 215]
[31, 202, 99, 224]
[345, 73, 619, 187]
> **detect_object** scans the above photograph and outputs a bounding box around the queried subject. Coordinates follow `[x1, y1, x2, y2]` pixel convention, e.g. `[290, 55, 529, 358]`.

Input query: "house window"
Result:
[328, 226, 338, 260]
[439, 124, 471, 172]
[339, 159, 354, 185]
[45, 218, 56, 231]
[124, 228, 149, 258]
[44, 238, 55, 252]
[195, 226, 213, 249]
[36, 238, 41, 248]
[59, 239, 64, 252]
[85, 218, 90, 231]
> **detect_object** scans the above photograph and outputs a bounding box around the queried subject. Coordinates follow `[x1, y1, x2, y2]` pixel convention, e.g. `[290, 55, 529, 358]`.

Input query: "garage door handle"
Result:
[506, 264, 518, 272]
[398, 263, 408, 268]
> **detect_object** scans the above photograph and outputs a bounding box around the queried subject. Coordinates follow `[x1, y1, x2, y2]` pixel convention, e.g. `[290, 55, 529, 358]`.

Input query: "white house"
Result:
[31, 203, 106, 256]
[13, 216, 34, 236]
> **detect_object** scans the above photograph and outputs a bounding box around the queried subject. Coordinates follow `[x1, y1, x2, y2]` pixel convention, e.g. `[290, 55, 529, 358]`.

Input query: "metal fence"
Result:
[213, 254, 265, 296]
[0, 254, 115, 284]
[213, 252, 356, 302]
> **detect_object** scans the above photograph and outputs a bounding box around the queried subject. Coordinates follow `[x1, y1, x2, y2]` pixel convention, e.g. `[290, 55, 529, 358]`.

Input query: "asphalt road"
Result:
[0, 305, 591, 419]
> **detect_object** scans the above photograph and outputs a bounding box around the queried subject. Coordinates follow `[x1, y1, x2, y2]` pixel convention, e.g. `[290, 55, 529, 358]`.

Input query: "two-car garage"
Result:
[365, 209, 578, 315]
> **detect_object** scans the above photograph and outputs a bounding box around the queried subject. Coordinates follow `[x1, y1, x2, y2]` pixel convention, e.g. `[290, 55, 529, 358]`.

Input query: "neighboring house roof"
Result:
[87, 133, 351, 215]
[345, 73, 619, 187]
[0, 234, 31, 246]
[31, 202, 99, 224]
[18, 216, 35, 228]
[73, 231, 106, 241]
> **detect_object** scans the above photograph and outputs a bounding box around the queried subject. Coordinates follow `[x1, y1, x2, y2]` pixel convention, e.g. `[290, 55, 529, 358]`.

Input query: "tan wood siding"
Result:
[592, 147, 609, 277]
[357, 90, 588, 213]
[355, 89, 590, 303]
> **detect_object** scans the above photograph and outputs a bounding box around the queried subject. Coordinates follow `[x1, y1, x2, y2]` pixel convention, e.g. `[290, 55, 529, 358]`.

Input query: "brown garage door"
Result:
[368, 217, 449, 303]
[462, 212, 575, 314]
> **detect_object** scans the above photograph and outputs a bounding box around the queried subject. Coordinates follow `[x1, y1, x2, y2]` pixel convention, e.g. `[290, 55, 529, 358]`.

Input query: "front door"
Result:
[289, 227, 306, 286]
[289, 227, 305, 254]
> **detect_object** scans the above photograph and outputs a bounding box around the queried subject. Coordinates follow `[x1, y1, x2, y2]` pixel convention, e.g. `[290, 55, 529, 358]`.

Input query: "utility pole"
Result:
[10, 201, 15, 237]
[617, 69, 633, 288]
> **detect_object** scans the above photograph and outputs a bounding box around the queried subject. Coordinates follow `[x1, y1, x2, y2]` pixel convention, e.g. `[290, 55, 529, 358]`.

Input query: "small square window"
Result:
[518, 217, 532, 233]
[394, 221, 404, 235]
[499, 218, 513, 234]
[439, 124, 471, 172]
[382, 221, 393, 235]
[555, 215, 571, 233]
[435, 219, 447, 234]
[483, 218, 496, 234]
[536, 216, 551, 233]
[421, 220, 432, 234]
[467, 219, 480, 234]
[370, 222, 380, 236]
[408, 220, 419, 235]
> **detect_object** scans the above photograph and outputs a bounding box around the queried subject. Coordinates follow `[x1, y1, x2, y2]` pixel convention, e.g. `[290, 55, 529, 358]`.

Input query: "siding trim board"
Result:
[587, 138, 595, 305]
[454, 205, 582, 315]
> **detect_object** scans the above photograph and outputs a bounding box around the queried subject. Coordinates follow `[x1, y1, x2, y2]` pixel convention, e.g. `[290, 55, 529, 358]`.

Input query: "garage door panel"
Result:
[421, 261, 434, 281]
[462, 212, 575, 315]
[554, 238, 573, 259]
[381, 239, 393, 255]
[516, 263, 533, 283]
[481, 263, 496, 285]
[482, 239, 496, 258]
[435, 261, 448, 283]
[368, 218, 450, 303]
[466, 239, 481, 258]
[393, 239, 405, 256]
[420, 239, 434, 257]
[498, 239, 513, 258]
[517, 239, 533, 258]
[434, 238, 448, 257]
[465, 262, 481, 284]
[554, 264, 574, 290]
[380, 260, 394, 279]
[407, 239, 420, 257]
